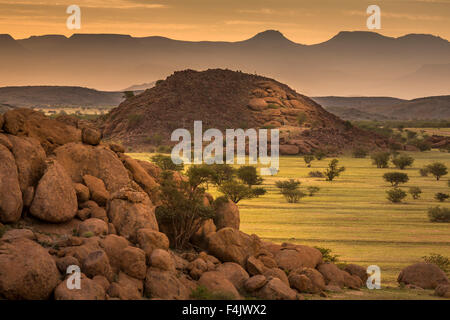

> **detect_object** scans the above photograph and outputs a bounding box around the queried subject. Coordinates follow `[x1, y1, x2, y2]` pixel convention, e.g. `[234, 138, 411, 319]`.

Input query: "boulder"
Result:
[108, 272, 143, 300]
[108, 190, 158, 242]
[83, 175, 110, 206]
[82, 250, 114, 281]
[0, 144, 23, 223]
[6, 135, 46, 194]
[74, 183, 90, 203]
[77, 218, 109, 237]
[144, 268, 190, 300]
[187, 258, 209, 280]
[150, 249, 175, 272]
[274, 245, 323, 272]
[122, 155, 159, 199]
[108, 143, 125, 154]
[30, 160, 78, 223]
[263, 267, 289, 286]
[120, 246, 147, 280]
[214, 200, 240, 230]
[342, 271, 363, 289]
[317, 263, 345, 288]
[245, 275, 267, 292]
[216, 262, 250, 293]
[82, 127, 101, 146]
[397, 262, 449, 289]
[54, 273, 105, 300]
[248, 98, 268, 111]
[136, 228, 170, 262]
[99, 235, 129, 273]
[56, 255, 80, 274]
[0, 238, 60, 299]
[207, 228, 261, 267]
[1, 228, 35, 241]
[290, 267, 326, 293]
[255, 278, 297, 300]
[344, 264, 368, 283]
[279, 145, 299, 155]
[191, 219, 216, 249]
[93, 275, 110, 292]
[198, 271, 240, 300]
[435, 284, 450, 299]
[55, 143, 130, 193]
[136, 159, 162, 180]
[2, 108, 81, 154]
[247, 256, 266, 276]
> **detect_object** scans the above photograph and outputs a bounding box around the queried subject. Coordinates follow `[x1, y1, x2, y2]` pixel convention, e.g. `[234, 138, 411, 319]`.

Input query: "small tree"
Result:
[308, 171, 324, 178]
[123, 91, 135, 99]
[219, 180, 264, 204]
[392, 155, 414, 170]
[435, 192, 450, 202]
[371, 152, 390, 168]
[409, 187, 422, 200]
[422, 254, 450, 273]
[155, 171, 215, 249]
[386, 188, 407, 203]
[419, 167, 429, 177]
[275, 179, 305, 203]
[383, 172, 409, 186]
[303, 155, 314, 168]
[236, 166, 263, 187]
[208, 164, 235, 186]
[307, 186, 320, 197]
[427, 162, 448, 181]
[428, 206, 450, 222]
[151, 154, 184, 171]
[324, 159, 345, 181]
[315, 151, 326, 161]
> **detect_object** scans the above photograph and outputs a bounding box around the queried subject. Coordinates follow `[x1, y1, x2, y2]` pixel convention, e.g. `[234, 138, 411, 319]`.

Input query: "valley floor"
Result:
[130, 150, 450, 300]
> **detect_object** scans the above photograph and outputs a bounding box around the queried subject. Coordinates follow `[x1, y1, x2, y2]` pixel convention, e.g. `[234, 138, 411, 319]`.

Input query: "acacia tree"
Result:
[371, 152, 390, 168]
[427, 163, 448, 181]
[304, 155, 314, 168]
[275, 179, 305, 203]
[383, 172, 409, 187]
[392, 155, 414, 170]
[324, 159, 346, 181]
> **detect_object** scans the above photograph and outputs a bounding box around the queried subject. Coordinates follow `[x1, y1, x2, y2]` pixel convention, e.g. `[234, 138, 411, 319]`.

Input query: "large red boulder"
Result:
[398, 263, 449, 289]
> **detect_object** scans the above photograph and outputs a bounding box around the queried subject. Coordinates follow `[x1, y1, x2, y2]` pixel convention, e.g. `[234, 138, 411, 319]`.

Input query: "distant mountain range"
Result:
[0, 30, 449, 99]
[313, 95, 450, 120]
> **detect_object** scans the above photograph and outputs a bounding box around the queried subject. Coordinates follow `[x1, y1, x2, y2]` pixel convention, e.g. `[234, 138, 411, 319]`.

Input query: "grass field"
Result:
[130, 150, 450, 297]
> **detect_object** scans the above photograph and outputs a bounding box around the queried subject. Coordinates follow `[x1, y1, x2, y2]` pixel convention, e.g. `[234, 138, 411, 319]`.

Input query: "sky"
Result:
[1, 0, 449, 44]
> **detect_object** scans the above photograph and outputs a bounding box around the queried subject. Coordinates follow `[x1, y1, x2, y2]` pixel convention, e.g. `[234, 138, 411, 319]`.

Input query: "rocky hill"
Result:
[2, 108, 448, 300]
[100, 69, 387, 154]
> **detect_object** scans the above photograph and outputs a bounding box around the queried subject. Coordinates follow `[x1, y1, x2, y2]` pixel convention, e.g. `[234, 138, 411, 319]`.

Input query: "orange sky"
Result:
[1, 0, 449, 43]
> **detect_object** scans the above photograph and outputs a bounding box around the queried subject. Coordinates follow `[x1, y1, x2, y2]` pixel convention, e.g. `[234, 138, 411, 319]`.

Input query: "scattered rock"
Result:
[82, 127, 102, 146]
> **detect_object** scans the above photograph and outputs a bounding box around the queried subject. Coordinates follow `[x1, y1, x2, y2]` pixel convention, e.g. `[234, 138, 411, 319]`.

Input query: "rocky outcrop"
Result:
[0, 144, 22, 223]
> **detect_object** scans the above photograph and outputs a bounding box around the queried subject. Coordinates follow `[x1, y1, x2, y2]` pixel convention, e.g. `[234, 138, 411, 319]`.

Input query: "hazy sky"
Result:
[1, 0, 449, 43]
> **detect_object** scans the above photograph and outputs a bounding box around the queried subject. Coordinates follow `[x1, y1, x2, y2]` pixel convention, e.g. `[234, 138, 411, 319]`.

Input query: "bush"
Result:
[308, 171, 324, 178]
[151, 154, 184, 171]
[219, 180, 264, 204]
[392, 155, 414, 170]
[410, 139, 432, 152]
[156, 145, 172, 153]
[237, 166, 263, 187]
[314, 247, 340, 263]
[428, 206, 450, 222]
[435, 192, 450, 202]
[386, 188, 407, 203]
[427, 162, 448, 181]
[352, 148, 368, 158]
[383, 172, 409, 186]
[303, 155, 314, 167]
[419, 167, 429, 177]
[307, 186, 320, 196]
[275, 179, 305, 203]
[324, 159, 345, 181]
[155, 171, 215, 249]
[422, 254, 450, 273]
[409, 187, 422, 200]
[127, 113, 144, 128]
[314, 151, 326, 161]
[371, 152, 390, 168]
[208, 164, 235, 186]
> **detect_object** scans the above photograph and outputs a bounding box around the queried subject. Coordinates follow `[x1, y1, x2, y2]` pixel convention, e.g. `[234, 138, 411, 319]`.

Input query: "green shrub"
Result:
[392, 155, 414, 170]
[428, 206, 450, 222]
[219, 180, 262, 204]
[304, 155, 314, 167]
[422, 253, 450, 273]
[314, 247, 340, 263]
[386, 188, 407, 203]
[307, 186, 320, 196]
[409, 187, 422, 200]
[324, 159, 345, 181]
[127, 113, 144, 128]
[190, 285, 236, 300]
[435, 192, 450, 202]
[419, 167, 429, 177]
[237, 166, 263, 187]
[275, 179, 305, 203]
[371, 152, 390, 168]
[156, 145, 172, 153]
[151, 154, 184, 171]
[383, 172, 409, 186]
[308, 171, 324, 178]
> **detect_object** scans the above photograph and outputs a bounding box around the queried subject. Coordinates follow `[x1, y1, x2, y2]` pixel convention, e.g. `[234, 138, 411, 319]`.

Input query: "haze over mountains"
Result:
[1, 30, 449, 99]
